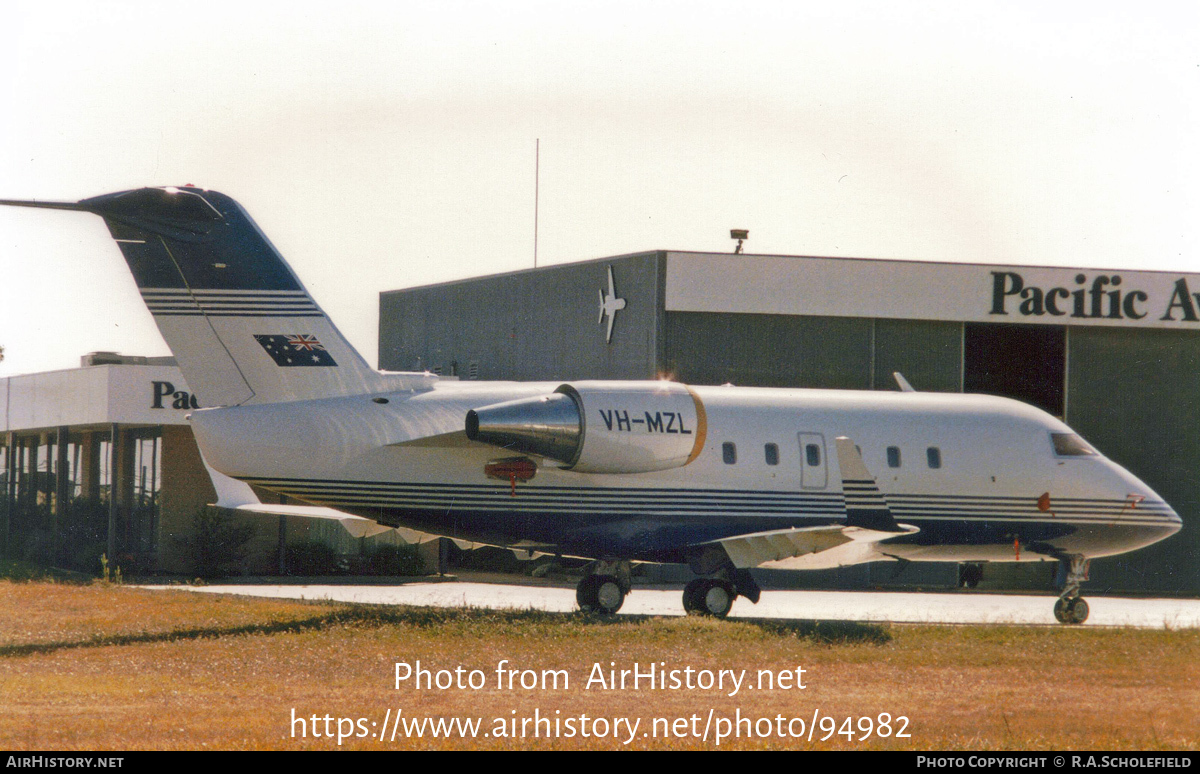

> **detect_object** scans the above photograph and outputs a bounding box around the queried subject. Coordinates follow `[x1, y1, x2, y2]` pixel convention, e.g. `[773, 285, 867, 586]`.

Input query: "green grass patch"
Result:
[0, 582, 1196, 750]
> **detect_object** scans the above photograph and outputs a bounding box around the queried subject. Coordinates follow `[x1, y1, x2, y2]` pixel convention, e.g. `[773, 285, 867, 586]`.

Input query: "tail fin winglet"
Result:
[835, 436, 905, 532]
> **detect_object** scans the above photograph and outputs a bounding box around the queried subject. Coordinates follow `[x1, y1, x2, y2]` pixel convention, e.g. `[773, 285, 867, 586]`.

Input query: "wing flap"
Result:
[713, 523, 919, 569]
[719, 525, 854, 567]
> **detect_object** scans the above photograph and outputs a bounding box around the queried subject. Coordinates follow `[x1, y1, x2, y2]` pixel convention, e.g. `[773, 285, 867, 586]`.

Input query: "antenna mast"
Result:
[534, 138, 540, 268]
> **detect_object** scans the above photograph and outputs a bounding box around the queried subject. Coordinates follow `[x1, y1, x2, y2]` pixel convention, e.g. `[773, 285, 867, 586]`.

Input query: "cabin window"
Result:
[805, 444, 821, 467]
[887, 446, 901, 468]
[723, 442, 737, 465]
[927, 447, 941, 469]
[764, 443, 779, 466]
[1051, 433, 1097, 456]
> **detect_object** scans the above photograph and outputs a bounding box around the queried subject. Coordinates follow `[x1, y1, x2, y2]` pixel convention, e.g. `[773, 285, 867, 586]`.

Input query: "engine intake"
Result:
[465, 381, 707, 474]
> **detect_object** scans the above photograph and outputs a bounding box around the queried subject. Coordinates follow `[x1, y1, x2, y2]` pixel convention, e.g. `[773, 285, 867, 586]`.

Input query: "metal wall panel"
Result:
[663, 312, 872, 388]
[1066, 326, 1200, 593]
[873, 319, 962, 393]
[378, 253, 662, 381]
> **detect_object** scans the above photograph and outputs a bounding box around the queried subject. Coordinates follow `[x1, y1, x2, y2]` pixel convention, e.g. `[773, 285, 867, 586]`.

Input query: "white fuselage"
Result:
[189, 380, 1180, 565]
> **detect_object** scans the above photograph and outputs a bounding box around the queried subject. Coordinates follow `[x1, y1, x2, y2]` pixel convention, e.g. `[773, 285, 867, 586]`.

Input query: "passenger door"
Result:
[798, 432, 827, 490]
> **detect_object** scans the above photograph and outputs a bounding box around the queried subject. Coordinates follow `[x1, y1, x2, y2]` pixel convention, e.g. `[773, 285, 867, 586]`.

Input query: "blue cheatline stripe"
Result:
[238, 477, 1177, 526]
[140, 287, 323, 317]
[149, 312, 326, 318]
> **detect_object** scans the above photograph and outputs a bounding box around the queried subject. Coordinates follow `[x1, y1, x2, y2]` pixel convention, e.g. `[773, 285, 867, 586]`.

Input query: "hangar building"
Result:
[380, 250, 1200, 595]
[0, 353, 402, 576]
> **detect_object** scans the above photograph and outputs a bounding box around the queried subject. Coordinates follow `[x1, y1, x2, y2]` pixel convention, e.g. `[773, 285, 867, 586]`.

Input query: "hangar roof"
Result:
[663, 251, 1200, 329]
[0, 363, 197, 432]
[385, 249, 1200, 330]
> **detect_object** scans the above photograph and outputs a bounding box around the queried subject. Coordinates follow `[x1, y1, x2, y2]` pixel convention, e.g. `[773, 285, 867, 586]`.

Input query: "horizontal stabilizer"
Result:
[0, 198, 90, 211]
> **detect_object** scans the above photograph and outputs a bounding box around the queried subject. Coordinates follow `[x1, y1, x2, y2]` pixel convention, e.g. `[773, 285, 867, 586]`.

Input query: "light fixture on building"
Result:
[730, 229, 748, 254]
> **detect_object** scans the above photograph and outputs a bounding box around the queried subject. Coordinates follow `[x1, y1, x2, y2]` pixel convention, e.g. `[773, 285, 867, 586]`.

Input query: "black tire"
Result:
[576, 575, 601, 613]
[1053, 597, 1070, 624]
[682, 579, 707, 615]
[683, 579, 735, 618]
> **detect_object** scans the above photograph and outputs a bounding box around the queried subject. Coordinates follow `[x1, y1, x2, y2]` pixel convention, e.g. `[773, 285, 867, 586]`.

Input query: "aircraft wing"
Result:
[712, 523, 919, 570]
[711, 434, 919, 570]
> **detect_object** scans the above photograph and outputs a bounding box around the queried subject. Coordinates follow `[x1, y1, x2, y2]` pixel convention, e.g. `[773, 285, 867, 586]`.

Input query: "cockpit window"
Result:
[1051, 433, 1098, 457]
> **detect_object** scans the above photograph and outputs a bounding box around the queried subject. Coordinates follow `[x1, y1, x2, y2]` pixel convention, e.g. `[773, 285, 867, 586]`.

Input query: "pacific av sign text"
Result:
[990, 271, 1200, 322]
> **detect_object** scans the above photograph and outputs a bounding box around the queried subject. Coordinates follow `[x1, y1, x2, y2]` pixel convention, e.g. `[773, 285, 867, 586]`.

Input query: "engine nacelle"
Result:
[465, 381, 707, 474]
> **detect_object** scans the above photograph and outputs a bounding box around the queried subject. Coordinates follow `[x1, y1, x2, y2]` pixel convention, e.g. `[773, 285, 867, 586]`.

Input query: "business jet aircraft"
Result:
[1, 186, 1182, 624]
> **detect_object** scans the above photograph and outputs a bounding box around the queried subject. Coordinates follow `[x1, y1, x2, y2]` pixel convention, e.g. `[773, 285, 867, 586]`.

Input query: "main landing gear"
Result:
[958, 562, 984, 589]
[683, 578, 736, 617]
[574, 556, 762, 619]
[1053, 555, 1091, 625]
[575, 560, 632, 615]
[682, 569, 760, 618]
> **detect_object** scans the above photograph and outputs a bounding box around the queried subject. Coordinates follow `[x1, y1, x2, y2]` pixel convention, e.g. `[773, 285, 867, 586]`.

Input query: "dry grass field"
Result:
[0, 580, 1197, 750]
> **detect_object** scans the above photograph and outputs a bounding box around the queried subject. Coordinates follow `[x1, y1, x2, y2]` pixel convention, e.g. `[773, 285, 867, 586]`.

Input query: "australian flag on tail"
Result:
[254, 334, 338, 367]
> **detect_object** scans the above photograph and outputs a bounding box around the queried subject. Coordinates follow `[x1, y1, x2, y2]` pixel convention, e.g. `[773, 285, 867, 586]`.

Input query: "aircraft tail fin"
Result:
[2, 187, 389, 406]
[835, 436, 905, 532]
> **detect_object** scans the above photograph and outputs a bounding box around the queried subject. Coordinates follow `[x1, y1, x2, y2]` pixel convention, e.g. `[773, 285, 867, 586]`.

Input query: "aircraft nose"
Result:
[1166, 503, 1183, 532]
[1139, 492, 1182, 539]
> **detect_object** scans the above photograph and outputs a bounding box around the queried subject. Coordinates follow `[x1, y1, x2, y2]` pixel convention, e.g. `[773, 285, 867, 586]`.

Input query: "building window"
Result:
[887, 446, 901, 468]
[805, 444, 821, 467]
[468, 361, 479, 380]
[131, 430, 163, 558]
[764, 443, 779, 466]
[927, 447, 941, 469]
[722, 442, 737, 465]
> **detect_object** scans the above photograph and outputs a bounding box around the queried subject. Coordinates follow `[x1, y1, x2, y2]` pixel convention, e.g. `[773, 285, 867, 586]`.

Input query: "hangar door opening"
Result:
[963, 323, 1066, 417]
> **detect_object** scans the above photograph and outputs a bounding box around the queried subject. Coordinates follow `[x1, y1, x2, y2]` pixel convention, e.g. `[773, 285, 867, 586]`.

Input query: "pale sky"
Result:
[1, 1, 1196, 377]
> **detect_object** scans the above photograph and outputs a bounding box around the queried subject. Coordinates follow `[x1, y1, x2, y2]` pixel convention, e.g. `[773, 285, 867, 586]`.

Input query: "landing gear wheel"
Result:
[577, 574, 625, 614]
[577, 575, 600, 612]
[1067, 597, 1089, 624]
[1054, 596, 1089, 625]
[594, 576, 625, 614]
[682, 579, 735, 618]
[682, 579, 706, 614]
[1053, 597, 1069, 624]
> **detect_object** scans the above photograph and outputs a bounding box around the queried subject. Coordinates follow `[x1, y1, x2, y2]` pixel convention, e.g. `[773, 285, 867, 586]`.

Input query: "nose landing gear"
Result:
[1053, 555, 1091, 624]
[1053, 596, 1090, 625]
